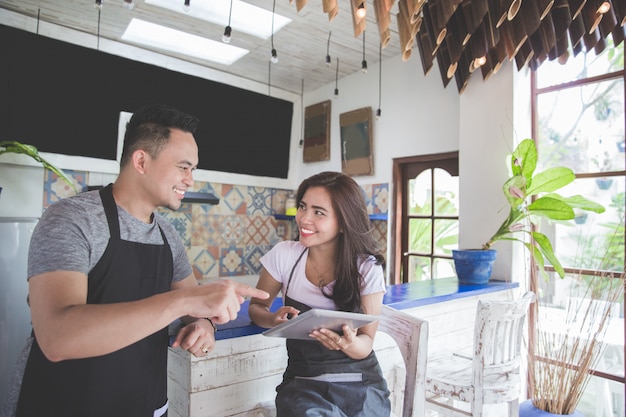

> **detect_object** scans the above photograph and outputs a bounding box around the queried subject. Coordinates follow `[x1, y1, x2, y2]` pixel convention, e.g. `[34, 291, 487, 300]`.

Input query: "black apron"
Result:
[16, 184, 173, 417]
[275, 248, 391, 417]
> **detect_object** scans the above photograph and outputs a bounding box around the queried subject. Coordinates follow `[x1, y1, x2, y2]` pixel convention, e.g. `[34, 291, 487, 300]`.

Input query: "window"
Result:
[532, 35, 625, 415]
[391, 153, 459, 284]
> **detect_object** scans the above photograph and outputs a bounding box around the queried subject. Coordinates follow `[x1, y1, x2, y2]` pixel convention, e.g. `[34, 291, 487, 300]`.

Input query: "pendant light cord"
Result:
[378, 42, 382, 110]
[362, 31, 366, 62]
[300, 78, 305, 146]
[327, 31, 332, 56]
[271, 0, 276, 49]
[268, 60, 271, 95]
[97, 8, 101, 50]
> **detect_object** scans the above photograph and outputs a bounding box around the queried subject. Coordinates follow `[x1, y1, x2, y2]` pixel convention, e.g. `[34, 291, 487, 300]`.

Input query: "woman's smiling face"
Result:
[295, 186, 341, 249]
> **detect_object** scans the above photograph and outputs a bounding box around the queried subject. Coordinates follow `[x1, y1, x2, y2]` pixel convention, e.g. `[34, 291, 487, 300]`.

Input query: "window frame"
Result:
[391, 152, 459, 284]
[529, 45, 626, 402]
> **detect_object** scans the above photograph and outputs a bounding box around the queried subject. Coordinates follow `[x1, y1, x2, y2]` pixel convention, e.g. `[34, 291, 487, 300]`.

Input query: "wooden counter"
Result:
[167, 278, 520, 417]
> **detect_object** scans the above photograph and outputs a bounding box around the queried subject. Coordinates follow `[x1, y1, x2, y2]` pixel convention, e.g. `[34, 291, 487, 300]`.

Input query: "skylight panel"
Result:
[122, 18, 248, 65]
[146, 0, 291, 40]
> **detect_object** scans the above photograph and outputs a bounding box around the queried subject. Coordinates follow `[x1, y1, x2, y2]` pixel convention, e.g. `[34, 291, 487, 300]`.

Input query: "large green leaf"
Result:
[550, 194, 606, 213]
[532, 231, 564, 278]
[528, 196, 575, 220]
[526, 167, 575, 195]
[503, 175, 527, 206]
[0, 140, 76, 191]
[511, 139, 537, 183]
[526, 242, 549, 281]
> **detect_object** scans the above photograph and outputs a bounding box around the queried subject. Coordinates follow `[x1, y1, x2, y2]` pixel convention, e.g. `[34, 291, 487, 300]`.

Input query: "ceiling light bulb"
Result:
[356, 3, 366, 18]
[325, 55, 331, 66]
[271, 48, 278, 64]
[123, 0, 134, 9]
[334, 88, 339, 98]
[94, 0, 103, 10]
[361, 60, 368, 74]
[183, 0, 190, 12]
[597, 1, 610, 13]
[222, 26, 232, 43]
[474, 56, 487, 67]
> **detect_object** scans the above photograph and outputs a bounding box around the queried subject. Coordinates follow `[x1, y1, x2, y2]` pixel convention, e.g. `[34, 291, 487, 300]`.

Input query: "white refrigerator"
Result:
[0, 218, 37, 412]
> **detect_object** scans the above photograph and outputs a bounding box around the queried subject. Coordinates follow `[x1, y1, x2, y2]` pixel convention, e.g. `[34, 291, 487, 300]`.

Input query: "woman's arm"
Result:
[248, 268, 301, 329]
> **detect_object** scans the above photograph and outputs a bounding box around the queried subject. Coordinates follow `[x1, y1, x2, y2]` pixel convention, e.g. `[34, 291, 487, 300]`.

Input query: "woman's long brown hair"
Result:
[296, 171, 385, 312]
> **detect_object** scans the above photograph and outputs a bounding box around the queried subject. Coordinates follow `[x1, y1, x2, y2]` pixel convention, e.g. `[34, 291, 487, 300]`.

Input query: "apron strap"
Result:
[99, 184, 120, 239]
[284, 247, 308, 303]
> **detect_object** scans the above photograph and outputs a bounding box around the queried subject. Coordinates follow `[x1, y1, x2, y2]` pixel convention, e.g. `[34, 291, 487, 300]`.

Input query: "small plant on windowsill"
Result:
[0, 140, 77, 192]
[591, 150, 614, 190]
[455, 139, 605, 284]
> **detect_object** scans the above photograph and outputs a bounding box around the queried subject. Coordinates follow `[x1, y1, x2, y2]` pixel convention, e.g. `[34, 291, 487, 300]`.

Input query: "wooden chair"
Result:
[257, 305, 429, 417]
[379, 305, 429, 417]
[425, 291, 535, 417]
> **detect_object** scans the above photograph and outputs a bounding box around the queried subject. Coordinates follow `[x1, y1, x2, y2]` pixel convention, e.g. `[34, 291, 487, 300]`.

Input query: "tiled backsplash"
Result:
[43, 170, 388, 281]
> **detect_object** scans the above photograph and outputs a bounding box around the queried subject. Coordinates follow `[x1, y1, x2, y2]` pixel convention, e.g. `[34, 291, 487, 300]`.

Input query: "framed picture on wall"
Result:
[303, 100, 331, 162]
[340, 107, 373, 176]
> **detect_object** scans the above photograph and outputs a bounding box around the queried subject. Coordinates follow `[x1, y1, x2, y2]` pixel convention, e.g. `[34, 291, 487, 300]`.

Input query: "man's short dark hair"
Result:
[120, 104, 199, 167]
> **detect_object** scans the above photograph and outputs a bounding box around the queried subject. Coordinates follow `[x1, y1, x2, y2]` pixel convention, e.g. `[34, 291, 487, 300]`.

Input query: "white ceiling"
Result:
[0, 0, 405, 95]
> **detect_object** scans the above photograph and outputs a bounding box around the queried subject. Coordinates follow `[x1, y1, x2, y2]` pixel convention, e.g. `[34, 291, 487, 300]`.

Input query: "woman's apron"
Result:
[275, 248, 390, 417]
[16, 184, 173, 417]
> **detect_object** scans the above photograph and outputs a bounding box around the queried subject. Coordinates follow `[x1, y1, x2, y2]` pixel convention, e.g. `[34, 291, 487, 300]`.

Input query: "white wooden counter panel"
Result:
[167, 282, 519, 417]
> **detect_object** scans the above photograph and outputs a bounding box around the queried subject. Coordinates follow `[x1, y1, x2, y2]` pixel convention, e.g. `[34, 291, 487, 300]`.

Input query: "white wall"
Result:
[300, 52, 460, 186]
[0, 158, 43, 218]
[457, 62, 531, 282]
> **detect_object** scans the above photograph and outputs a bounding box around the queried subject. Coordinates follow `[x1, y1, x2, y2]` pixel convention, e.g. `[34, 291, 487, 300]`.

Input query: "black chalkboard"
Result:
[0, 24, 293, 178]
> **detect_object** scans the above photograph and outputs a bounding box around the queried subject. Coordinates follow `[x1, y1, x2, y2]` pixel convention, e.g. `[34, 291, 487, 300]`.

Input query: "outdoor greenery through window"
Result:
[392, 154, 459, 283]
[532, 35, 624, 416]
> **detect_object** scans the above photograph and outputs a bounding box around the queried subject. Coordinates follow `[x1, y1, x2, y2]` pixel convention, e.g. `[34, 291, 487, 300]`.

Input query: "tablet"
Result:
[262, 309, 380, 340]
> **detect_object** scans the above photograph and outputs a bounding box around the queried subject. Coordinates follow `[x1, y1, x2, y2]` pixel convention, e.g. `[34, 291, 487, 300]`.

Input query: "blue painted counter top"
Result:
[212, 278, 518, 341]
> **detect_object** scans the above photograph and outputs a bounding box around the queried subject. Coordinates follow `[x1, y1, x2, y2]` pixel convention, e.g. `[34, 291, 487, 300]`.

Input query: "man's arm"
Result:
[29, 271, 267, 361]
[169, 274, 217, 356]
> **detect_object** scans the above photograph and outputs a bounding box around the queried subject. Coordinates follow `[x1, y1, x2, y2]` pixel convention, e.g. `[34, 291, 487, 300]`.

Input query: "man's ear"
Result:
[132, 150, 148, 174]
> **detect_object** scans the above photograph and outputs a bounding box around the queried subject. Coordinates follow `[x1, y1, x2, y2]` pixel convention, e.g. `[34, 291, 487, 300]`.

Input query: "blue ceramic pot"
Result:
[452, 249, 496, 285]
[519, 400, 585, 417]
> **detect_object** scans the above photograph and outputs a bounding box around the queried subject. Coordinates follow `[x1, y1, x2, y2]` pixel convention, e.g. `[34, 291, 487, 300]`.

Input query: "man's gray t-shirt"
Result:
[28, 188, 192, 282]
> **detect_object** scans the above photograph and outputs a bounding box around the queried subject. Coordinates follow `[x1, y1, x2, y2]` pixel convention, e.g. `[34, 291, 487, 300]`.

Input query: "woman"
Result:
[248, 171, 390, 417]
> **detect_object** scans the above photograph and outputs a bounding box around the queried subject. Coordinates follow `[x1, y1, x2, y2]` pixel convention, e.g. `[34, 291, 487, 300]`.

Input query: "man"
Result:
[15, 104, 268, 417]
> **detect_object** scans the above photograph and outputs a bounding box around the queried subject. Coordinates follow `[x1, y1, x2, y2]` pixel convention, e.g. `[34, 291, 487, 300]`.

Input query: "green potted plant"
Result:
[453, 138, 605, 283]
[0, 140, 76, 192]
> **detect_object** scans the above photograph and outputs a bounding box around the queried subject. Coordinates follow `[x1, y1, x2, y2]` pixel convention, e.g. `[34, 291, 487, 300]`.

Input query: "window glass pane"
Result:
[536, 78, 625, 174]
[409, 169, 432, 215]
[535, 37, 623, 89]
[577, 376, 624, 417]
[408, 218, 431, 253]
[407, 256, 431, 282]
[536, 272, 624, 414]
[433, 219, 458, 255]
[542, 178, 624, 272]
[433, 168, 459, 216]
[433, 257, 455, 279]
[537, 274, 624, 376]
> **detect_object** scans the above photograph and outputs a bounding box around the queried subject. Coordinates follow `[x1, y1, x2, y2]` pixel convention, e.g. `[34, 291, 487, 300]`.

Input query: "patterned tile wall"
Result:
[43, 170, 388, 281]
